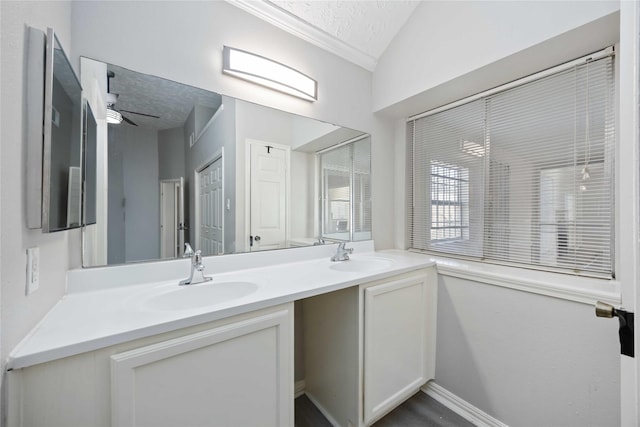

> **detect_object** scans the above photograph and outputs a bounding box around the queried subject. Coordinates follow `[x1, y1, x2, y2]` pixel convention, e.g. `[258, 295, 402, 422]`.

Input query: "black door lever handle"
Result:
[596, 301, 634, 357]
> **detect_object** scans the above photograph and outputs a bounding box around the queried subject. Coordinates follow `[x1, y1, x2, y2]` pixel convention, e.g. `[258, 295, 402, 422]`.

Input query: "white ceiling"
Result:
[229, 0, 421, 71]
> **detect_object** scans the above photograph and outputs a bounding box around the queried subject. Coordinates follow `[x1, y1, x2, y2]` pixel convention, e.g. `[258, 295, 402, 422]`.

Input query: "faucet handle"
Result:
[337, 242, 353, 253]
[184, 243, 194, 258]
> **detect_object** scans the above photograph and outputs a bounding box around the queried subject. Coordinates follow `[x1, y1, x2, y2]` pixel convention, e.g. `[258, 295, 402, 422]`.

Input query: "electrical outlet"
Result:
[26, 247, 39, 295]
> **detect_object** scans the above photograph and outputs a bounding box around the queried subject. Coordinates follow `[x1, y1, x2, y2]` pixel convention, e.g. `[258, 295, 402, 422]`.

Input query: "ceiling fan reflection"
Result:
[106, 71, 160, 126]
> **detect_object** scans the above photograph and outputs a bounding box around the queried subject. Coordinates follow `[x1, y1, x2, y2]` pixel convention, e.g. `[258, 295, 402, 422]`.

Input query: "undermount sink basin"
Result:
[145, 281, 258, 311]
[329, 257, 394, 273]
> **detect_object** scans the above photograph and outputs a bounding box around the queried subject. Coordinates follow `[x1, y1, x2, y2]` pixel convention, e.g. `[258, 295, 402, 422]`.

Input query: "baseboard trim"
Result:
[422, 381, 509, 427]
[294, 380, 306, 398]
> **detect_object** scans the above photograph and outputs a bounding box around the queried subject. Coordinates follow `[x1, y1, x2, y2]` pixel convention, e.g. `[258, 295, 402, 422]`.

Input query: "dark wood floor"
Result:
[295, 394, 333, 427]
[295, 391, 475, 427]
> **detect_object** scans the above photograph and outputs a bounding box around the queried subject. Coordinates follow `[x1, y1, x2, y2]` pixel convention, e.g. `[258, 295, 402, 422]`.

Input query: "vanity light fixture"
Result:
[223, 46, 317, 102]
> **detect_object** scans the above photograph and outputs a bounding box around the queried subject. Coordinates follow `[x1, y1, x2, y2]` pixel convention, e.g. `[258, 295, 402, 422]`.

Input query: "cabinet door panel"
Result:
[111, 308, 292, 427]
[363, 273, 430, 425]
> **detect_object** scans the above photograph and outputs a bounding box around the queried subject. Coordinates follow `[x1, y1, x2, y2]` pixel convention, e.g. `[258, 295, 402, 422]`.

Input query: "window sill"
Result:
[418, 252, 621, 306]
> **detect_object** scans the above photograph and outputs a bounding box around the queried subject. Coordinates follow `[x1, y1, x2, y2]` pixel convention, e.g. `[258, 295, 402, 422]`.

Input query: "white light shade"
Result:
[106, 107, 122, 124]
[223, 46, 317, 102]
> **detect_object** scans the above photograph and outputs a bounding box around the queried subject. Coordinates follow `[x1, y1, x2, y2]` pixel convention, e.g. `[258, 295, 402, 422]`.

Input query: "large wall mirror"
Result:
[82, 58, 371, 267]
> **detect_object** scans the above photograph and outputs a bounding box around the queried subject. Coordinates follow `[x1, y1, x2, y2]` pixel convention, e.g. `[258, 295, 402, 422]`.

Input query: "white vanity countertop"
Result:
[7, 248, 434, 370]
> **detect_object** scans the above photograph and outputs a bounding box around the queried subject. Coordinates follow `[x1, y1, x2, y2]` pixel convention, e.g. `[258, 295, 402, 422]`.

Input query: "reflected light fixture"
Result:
[460, 139, 485, 157]
[106, 106, 123, 124]
[223, 46, 317, 102]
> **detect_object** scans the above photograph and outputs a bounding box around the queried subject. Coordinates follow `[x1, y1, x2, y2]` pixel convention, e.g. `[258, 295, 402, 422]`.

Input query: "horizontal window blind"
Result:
[408, 52, 615, 276]
[409, 99, 485, 258]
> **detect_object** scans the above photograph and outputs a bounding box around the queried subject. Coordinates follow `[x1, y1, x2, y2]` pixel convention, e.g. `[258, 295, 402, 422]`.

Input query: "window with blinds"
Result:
[320, 136, 372, 241]
[407, 50, 615, 277]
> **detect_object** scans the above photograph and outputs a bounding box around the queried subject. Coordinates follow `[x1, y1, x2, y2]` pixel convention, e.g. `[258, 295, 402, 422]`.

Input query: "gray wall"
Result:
[108, 125, 160, 263]
[185, 99, 236, 254]
[195, 106, 216, 138]
[158, 127, 186, 181]
[107, 130, 125, 264]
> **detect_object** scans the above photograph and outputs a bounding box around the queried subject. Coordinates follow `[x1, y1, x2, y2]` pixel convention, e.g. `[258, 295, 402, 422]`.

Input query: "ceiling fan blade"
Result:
[119, 109, 160, 119]
[122, 115, 138, 126]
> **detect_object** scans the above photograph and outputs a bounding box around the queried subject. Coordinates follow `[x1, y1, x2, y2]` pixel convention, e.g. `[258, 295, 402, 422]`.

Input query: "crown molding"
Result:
[226, 0, 377, 72]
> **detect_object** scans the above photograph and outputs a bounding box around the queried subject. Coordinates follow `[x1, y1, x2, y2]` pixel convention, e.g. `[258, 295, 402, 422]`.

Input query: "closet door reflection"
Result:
[197, 158, 224, 256]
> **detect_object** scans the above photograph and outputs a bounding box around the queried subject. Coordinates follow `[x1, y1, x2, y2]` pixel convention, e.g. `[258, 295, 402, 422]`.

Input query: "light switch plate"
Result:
[26, 247, 39, 295]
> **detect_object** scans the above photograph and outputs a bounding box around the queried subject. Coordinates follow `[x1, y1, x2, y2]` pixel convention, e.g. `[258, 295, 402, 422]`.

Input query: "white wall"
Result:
[0, 0, 79, 392]
[235, 99, 294, 252]
[378, 2, 622, 425]
[374, 1, 620, 117]
[70, 1, 373, 138]
[290, 151, 316, 240]
[80, 57, 108, 267]
[436, 275, 619, 426]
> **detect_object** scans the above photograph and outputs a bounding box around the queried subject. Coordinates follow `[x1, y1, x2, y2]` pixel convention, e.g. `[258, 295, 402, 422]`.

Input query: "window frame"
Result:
[429, 160, 470, 243]
[406, 47, 616, 279]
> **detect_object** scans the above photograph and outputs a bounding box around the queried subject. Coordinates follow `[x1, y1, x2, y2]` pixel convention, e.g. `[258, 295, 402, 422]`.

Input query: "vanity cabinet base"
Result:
[302, 268, 437, 427]
[362, 269, 437, 425]
[303, 286, 361, 427]
[7, 303, 294, 427]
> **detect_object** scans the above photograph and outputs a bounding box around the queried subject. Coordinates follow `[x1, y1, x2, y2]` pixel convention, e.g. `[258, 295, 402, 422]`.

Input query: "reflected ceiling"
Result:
[107, 63, 222, 130]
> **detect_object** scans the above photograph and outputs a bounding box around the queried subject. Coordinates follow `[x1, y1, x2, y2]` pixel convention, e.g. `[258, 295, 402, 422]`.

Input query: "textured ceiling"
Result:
[107, 63, 222, 130]
[267, 0, 420, 62]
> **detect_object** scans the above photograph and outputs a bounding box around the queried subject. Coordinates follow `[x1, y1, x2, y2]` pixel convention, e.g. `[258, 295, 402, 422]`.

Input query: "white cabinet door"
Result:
[111, 305, 293, 427]
[362, 270, 437, 425]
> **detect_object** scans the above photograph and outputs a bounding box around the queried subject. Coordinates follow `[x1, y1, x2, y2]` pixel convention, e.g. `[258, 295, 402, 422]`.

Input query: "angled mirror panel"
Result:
[43, 28, 83, 232]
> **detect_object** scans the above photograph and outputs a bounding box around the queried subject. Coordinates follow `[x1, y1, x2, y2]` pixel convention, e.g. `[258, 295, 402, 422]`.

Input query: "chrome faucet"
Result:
[331, 242, 353, 262]
[180, 243, 213, 286]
